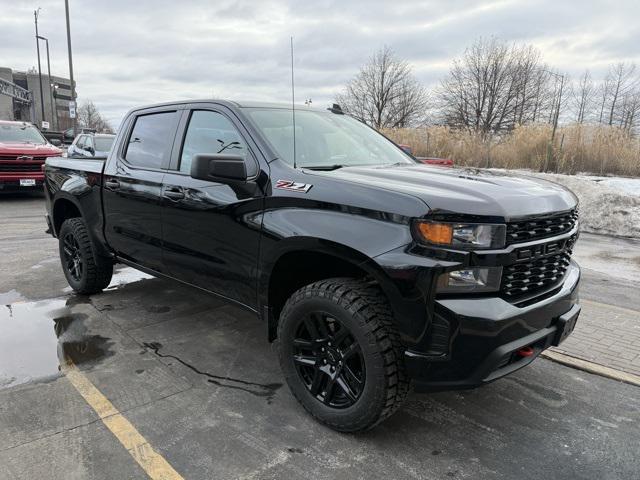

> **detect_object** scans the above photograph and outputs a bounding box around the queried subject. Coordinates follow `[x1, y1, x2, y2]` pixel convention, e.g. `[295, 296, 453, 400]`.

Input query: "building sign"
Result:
[41, 121, 50, 129]
[69, 101, 76, 119]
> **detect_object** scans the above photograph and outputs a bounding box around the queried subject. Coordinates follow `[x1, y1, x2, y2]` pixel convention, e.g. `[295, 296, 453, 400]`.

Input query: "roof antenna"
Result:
[290, 36, 297, 169]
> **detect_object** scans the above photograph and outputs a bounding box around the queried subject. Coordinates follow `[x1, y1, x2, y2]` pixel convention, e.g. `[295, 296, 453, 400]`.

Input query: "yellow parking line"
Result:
[63, 361, 184, 480]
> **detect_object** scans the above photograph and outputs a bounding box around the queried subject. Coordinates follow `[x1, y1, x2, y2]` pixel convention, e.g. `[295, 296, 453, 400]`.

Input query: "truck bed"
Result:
[46, 156, 106, 175]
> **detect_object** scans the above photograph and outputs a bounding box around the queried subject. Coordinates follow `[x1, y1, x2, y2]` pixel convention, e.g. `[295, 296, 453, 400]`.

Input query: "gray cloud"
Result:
[1, 0, 638, 127]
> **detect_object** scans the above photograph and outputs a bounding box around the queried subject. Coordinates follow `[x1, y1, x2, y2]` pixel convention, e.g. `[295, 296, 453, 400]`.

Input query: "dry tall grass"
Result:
[383, 124, 640, 177]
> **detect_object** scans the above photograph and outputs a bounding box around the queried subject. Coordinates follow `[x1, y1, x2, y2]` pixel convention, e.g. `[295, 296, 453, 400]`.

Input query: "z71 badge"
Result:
[275, 180, 313, 193]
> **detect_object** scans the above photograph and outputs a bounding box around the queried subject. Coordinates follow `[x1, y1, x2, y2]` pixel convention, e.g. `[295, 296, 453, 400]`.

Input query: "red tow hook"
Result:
[516, 346, 535, 357]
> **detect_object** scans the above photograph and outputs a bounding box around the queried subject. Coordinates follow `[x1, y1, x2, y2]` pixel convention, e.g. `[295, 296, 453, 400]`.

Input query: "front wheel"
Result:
[59, 217, 113, 294]
[277, 278, 410, 432]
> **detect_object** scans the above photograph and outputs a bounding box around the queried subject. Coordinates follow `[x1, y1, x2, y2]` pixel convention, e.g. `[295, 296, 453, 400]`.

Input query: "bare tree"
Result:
[571, 70, 595, 123]
[605, 62, 636, 126]
[438, 38, 555, 135]
[77, 100, 113, 133]
[335, 46, 429, 128]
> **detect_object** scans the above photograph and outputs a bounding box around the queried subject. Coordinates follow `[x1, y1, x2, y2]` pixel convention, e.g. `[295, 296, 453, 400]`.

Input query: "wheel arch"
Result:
[261, 238, 407, 342]
[52, 195, 82, 236]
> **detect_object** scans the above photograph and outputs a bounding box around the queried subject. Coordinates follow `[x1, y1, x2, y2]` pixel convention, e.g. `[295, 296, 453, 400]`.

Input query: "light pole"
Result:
[64, 0, 78, 137]
[37, 35, 56, 130]
[51, 83, 59, 130]
[34, 8, 46, 125]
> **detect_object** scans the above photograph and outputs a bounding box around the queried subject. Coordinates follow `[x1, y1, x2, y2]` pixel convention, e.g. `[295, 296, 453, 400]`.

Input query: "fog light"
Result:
[437, 267, 502, 293]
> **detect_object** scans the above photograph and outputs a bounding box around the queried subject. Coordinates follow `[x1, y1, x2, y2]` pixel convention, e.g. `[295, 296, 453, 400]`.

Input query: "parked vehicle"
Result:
[415, 156, 454, 167]
[398, 144, 454, 167]
[67, 132, 115, 158]
[44, 100, 581, 432]
[0, 120, 62, 191]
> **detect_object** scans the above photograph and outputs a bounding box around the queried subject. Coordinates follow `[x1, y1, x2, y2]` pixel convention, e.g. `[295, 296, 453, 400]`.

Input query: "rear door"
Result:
[160, 105, 267, 308]
[102, 107, 182, 272]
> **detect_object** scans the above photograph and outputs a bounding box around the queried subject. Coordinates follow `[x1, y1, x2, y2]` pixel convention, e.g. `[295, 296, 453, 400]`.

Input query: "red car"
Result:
[398, 144, 454, 167]
[0, 120, 63, 191]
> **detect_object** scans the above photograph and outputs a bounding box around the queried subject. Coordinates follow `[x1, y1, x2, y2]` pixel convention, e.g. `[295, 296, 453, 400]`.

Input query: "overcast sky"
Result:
[2, 0, 639, 128]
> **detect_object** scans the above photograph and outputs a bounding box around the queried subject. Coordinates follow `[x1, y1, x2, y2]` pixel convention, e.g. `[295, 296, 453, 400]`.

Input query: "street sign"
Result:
[41, 121, 50, 129]
[69, 101, 76, 119]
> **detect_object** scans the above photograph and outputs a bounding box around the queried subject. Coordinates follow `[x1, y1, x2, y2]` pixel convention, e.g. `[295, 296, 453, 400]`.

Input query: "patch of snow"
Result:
[105, 266, 154, 290]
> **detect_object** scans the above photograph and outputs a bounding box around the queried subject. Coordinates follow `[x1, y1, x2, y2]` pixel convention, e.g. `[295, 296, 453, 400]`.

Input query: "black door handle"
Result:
[164, 187, 185, 200]
[105, 179, 120, 189]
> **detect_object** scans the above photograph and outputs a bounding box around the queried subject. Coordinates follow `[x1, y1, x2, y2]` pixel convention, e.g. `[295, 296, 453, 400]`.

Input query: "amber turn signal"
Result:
[416, 222, 453, 245]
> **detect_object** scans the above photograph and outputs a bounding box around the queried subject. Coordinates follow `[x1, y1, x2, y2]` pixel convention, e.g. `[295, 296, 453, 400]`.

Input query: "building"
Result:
[0, 66, 75, 131]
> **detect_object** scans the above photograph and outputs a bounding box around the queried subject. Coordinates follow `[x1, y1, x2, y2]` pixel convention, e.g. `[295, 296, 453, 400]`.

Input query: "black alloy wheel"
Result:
[58, 217, 113, 294]
[292, 311, 365, 408]
[278, 278, 410, 432]
[62, 232, 84, 282]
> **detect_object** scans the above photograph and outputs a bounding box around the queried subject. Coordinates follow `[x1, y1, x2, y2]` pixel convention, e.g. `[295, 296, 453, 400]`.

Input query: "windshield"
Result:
[0, 123, 47, 145]
[245, 108, 413, 168]
[94, 137, 114, 152]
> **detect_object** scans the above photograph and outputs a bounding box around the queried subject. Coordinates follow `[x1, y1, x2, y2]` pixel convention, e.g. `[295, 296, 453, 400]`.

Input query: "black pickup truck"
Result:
[44, 100, 581, 432]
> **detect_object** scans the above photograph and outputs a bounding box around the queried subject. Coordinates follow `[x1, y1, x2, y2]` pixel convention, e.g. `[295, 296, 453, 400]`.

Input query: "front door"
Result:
[161, 107, 266, 308]
[103, 108, 181, 273]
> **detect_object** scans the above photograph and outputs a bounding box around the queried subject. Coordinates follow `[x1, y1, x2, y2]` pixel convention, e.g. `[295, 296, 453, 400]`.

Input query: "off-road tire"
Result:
[59, 217, 113, 294]
[278, 277, 410, 432]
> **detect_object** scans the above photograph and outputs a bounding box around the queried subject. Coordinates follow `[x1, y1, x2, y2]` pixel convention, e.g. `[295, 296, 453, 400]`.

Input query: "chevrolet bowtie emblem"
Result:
[16, 155, 34, 161]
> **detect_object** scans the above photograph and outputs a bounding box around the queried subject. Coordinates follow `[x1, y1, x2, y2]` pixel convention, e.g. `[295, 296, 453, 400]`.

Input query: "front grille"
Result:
[506, 209, 578, 245]
[0, 155, 47, 162]
[501, 249, 573, 300]
[0, 163, 43, 172]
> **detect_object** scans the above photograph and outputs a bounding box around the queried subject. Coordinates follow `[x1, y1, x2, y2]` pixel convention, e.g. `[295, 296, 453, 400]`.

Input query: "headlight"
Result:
[437, 267, 503, 293]
[414, 221, 506, 250]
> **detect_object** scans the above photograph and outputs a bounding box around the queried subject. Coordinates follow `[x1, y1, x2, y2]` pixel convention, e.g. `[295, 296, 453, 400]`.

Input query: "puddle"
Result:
[0, 289, 25, 304]
[0, 297, 113, 389]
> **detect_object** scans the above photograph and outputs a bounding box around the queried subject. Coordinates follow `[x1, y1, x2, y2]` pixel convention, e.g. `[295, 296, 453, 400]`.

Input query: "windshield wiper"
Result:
[303, 164, 345, 171]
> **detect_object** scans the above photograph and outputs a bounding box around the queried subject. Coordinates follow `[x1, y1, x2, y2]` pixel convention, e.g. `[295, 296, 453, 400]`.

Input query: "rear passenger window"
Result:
[125, 111, 178, 169]
[179, 110, 249, 174]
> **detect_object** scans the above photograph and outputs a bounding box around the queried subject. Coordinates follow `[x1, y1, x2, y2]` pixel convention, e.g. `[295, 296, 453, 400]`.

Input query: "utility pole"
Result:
[65, 0, 77, 136]
[34, 8, 46, 125]
[37, 35, 57, 130]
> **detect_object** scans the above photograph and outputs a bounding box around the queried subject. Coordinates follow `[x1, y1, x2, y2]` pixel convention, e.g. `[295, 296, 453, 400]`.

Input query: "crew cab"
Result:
[0, 120, 62, 191]
[44, 100, 581, 432]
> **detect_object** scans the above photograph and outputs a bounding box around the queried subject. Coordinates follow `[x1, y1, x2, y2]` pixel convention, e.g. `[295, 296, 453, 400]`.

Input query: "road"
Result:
[1, 192, 639, 480]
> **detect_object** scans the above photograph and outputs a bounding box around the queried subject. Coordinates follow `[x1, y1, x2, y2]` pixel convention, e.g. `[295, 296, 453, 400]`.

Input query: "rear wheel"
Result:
[278, 278, 410, 432]
[59, 218, 113, 294]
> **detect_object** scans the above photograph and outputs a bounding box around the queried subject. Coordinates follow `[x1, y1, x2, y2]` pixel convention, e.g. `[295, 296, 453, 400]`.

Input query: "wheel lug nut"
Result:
[323, 359, 327, 364]
[328, 342, 332, 346]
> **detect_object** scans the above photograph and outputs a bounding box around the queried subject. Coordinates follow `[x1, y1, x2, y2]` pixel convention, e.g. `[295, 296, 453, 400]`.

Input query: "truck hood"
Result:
[0, 142, 62, 157]
[314, 164, 578, 220]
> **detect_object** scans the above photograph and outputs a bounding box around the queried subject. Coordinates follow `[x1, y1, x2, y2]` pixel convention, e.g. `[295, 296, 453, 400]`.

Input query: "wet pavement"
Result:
[1, 193, 639, 479]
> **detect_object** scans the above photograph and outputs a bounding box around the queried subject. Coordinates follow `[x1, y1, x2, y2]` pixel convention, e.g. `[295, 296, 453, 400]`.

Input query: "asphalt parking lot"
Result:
[1, 192, 639, 480]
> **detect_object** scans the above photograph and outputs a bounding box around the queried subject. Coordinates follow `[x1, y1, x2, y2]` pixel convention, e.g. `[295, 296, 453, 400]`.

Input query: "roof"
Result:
[83, 133, 115, 138]
[126, 99, 323, 115]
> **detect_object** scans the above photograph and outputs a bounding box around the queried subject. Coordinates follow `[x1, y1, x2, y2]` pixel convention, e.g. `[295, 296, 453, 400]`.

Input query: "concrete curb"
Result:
[542, 350, 640, 387]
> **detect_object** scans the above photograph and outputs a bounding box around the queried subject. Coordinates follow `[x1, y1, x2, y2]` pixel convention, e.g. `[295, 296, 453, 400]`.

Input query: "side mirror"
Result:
[86, 146, 95, 155]
[190, 154, 247, 183]
[50, 138, 62, 147]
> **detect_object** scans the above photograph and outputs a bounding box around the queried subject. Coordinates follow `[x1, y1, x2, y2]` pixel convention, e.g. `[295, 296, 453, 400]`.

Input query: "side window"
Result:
[76, 135, 86, 149]
[179, 110, 248, 174]
[125, 111, 178, 169]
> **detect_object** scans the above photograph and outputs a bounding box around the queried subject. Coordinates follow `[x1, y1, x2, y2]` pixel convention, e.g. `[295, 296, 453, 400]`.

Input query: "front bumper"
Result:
[407, 261, 581, 391]
[0, 174, 45, 190]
